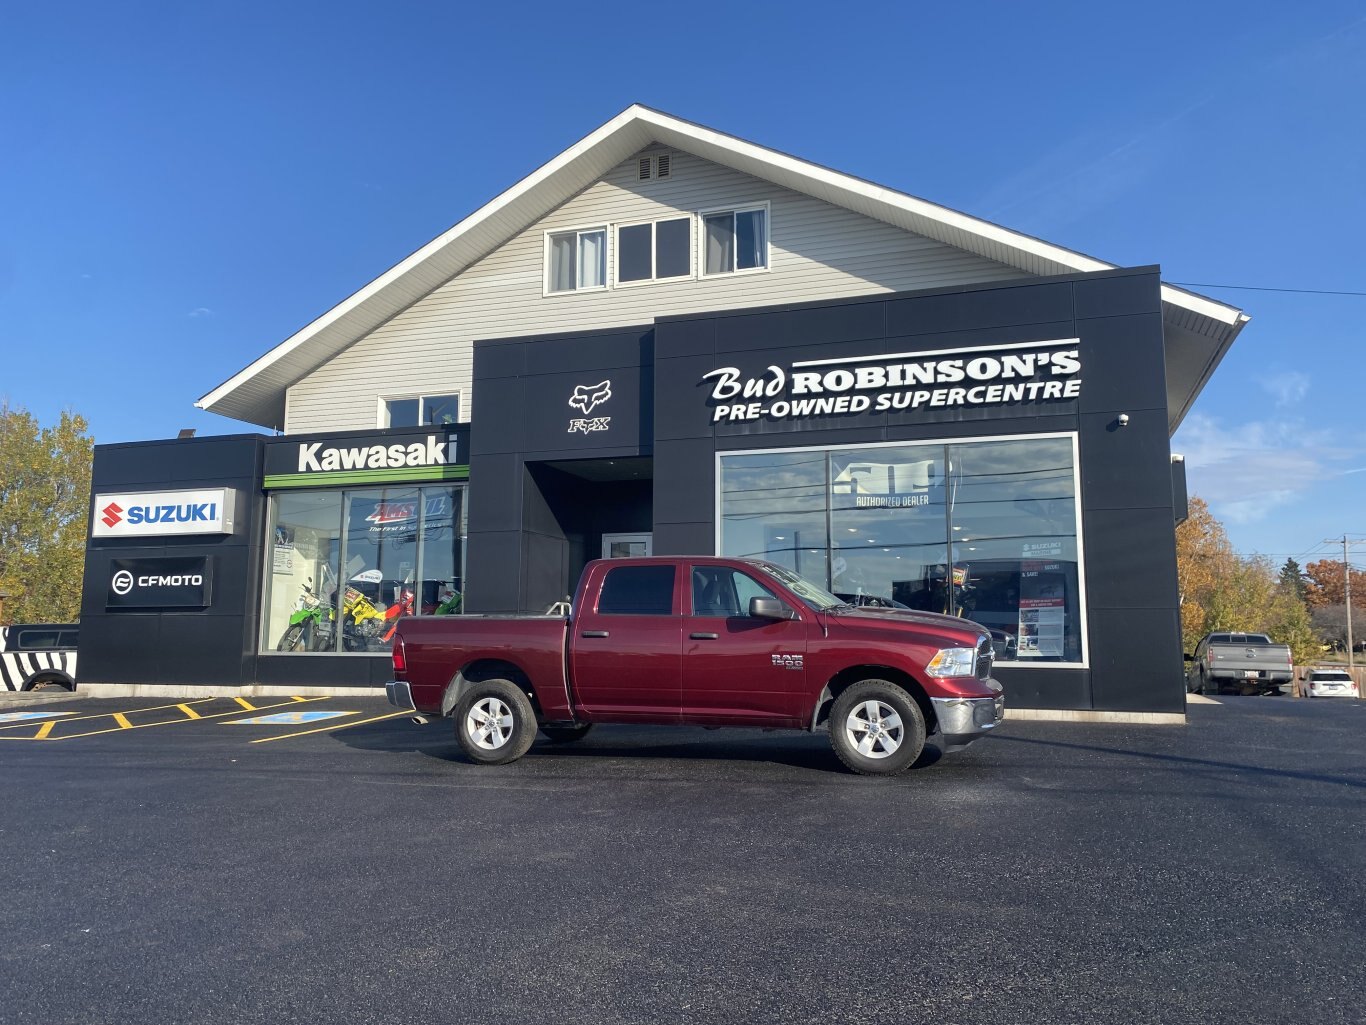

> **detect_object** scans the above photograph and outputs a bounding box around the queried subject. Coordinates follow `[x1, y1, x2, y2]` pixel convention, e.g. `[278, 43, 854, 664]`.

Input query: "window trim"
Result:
[714, 431, 1089, 669]
[594, 562, 679, 617]
[543, 224, 610, 296]
[697, 201, 771, 278]
[613, 215, 695, 289]
[376, 391, 463, 429]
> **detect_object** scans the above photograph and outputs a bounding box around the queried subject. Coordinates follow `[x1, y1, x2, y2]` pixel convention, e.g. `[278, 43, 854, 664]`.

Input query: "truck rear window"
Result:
[598, 566, 676, 615]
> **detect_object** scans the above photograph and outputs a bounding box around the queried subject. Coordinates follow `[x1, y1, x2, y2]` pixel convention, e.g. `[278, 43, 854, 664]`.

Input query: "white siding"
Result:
[286, 148, 1027, 432]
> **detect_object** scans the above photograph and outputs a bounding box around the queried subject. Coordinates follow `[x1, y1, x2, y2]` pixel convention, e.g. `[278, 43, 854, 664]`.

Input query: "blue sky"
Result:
[2, 2, 1363, 563]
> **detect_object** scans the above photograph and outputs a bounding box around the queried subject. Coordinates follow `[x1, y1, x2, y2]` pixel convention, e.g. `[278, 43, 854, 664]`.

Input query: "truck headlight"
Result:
[926, 647, 977, 678]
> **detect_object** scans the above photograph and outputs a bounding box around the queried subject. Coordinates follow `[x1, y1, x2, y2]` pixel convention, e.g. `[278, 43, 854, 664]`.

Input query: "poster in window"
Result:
[1017, 560, 1066, 659]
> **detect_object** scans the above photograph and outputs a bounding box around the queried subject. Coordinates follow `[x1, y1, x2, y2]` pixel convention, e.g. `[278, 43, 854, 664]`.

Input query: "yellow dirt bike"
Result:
[340, 584, 387, 652]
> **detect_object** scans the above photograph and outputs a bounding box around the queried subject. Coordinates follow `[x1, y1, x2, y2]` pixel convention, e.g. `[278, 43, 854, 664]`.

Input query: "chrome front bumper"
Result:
[931, 681, 1004, 751]
[385, 679, 414, 709]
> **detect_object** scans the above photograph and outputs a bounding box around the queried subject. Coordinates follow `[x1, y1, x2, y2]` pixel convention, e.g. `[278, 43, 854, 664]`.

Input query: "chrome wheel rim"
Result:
[466, 697, 514, 750]
[844, 699, 903, 759]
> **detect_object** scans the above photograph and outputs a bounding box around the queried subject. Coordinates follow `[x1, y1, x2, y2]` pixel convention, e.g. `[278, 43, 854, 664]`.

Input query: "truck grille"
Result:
[976, 637, 994, 680]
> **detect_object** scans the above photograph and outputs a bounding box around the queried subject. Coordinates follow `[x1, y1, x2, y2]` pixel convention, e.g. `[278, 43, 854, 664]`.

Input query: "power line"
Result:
[1171, 281, 1366, 297]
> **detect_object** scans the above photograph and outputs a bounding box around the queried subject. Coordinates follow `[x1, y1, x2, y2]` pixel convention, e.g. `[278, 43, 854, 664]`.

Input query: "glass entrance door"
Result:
[602, 533, 652, 559]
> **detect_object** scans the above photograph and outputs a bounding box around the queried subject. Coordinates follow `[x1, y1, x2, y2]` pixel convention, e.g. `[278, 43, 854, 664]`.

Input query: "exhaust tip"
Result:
[410, 714, 431, 725]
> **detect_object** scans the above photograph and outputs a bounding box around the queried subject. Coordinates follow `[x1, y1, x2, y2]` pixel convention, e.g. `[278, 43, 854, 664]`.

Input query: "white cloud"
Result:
[188, 307, 214, 318]
[1175, 412, 1354, 524]
[1258, 370, 1310, 407]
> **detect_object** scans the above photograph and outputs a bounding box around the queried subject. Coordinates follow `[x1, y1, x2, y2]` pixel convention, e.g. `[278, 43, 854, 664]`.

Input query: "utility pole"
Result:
[1321, 536, 1366, 669]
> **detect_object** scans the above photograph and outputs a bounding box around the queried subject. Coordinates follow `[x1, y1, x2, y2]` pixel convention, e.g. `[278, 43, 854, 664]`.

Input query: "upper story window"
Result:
[617, 217, 691, 285]
[547, 227, 607, 293]
[702, 205, 768, 276]
[382, 393, 460, 428]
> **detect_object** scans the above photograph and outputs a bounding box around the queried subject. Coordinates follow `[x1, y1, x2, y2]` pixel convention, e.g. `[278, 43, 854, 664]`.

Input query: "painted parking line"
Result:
[249, 709, 417, 744]
[224, 710, 356, 726]
[0, 696, 331, 741]
[0, 698, 218, 732]
[0, 711, 81, 723]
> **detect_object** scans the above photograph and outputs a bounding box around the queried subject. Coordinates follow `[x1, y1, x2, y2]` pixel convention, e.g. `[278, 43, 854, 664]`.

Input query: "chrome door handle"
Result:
[690, 632, 719, 640]
[580, 630, 609, 638]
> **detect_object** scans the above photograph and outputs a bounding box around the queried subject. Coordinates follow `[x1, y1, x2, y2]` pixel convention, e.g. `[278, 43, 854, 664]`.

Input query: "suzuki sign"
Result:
[92, 489, 236, 538]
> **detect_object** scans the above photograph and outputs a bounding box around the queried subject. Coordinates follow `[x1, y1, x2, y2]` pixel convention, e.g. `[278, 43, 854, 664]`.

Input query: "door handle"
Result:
[690, 632, 719, 640]
[580, 630, 609, 639]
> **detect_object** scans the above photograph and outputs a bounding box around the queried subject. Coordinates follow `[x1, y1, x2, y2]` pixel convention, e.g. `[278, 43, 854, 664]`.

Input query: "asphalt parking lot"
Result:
[0, 693, 1363, 1025]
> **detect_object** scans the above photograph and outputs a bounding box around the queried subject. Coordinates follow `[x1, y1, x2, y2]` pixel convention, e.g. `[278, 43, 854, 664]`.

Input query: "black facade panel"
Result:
[993, 667, 1092, 711]
[1082, 507, 1181, 610]
[80, 435, 266, 688]
[255, 654, 389, 689]
[653, 521, 714, 556]
[523, 531, 572, 612]
[464, 531, 526, 614]
[1079, 410, 1174, 512]
[475, 339, 527, 379]
[712, 298, 886, 353]
[523, 326, 652, 376]
[884, 280, 1075, 337]
[1075, 312, 1168, 414]
[1087, 608, 1185, 712]
[1172, 458, 1190, 524]
[654, 354, 724, 442]
[1074, 271, 1163, 320]
[467, 377, 528, 455]
[652, 438, 716, 526]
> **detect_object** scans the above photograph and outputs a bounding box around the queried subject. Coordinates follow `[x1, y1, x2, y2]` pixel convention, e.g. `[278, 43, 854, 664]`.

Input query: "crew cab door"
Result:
[570, 562, 683, 722]
[681, 564, 808, 725]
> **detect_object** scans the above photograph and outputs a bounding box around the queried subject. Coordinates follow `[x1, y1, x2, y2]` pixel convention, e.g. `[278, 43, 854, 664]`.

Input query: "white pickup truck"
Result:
[1186, 632, 1293, 696]
[0, 624, 78, 693]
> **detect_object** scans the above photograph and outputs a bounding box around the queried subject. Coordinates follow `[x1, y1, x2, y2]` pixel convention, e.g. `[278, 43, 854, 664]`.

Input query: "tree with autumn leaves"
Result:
[0, 405, 93, 625]
[1175, 497, 1318, 665]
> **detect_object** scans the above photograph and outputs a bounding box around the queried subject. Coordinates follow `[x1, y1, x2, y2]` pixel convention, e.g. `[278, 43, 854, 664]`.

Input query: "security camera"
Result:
[1117, 413, 1130, 427]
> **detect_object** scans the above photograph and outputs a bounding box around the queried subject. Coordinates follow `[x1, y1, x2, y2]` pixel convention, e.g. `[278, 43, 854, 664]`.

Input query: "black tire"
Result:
[539, 723, 594, 744]
[276, 624, 305, 652]
[454, 678, 537, 766]
[828, 679, 926, 776]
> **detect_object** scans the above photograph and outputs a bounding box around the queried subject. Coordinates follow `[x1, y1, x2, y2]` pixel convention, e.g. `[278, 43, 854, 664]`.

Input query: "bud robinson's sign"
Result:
[702, 338, 1082, 424]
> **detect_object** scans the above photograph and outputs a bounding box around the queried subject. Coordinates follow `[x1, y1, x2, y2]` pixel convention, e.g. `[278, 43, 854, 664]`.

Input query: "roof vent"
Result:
[635, 153, 673, 182]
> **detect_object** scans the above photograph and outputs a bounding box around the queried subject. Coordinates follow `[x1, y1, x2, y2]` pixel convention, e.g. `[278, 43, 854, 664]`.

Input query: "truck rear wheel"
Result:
[828, 680, 926, 776]
[454, 679, 537, 766]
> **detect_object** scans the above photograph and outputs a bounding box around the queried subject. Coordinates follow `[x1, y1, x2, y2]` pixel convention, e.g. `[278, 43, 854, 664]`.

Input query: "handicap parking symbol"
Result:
[226, 710, 355, 726]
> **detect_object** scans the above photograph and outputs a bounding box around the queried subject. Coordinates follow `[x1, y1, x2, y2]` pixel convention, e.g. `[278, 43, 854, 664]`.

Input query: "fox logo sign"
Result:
[569, 380, 612, 415]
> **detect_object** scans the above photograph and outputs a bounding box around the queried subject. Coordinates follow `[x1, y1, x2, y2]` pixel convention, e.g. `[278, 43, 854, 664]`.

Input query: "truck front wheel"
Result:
[454, 680, 537, 766]
[828, 680, 926, 776]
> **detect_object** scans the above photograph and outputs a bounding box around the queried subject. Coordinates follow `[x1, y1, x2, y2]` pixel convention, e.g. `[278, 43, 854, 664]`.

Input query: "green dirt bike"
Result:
[276, 580, 334, 652]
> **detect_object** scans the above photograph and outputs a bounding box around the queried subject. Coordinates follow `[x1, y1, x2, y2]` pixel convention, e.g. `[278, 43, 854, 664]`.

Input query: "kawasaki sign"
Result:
[263, 427, 467, 489]
[91, 489, 235, 538]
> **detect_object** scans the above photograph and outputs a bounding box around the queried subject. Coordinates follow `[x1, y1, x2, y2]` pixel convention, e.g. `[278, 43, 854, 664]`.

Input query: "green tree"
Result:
[1279, 557, 1307, 604]
[0, 405, 93, 624]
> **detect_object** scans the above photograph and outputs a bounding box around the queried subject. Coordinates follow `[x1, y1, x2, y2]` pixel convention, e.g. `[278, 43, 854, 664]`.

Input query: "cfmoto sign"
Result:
[106, 558, 213, 610]
[91, 489, 236, 538]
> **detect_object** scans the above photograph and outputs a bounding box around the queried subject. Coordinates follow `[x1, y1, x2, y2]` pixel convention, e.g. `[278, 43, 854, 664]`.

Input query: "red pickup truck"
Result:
[387, 556, 1003, 775]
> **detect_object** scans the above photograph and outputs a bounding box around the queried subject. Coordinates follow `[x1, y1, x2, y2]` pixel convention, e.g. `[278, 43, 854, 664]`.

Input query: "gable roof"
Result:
[197, 104, 1247, 430]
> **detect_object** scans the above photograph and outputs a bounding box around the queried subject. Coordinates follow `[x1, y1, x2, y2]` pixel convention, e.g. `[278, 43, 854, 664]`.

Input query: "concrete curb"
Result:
[0, 689, 87, 706]
[1005, 708, 1186, 725]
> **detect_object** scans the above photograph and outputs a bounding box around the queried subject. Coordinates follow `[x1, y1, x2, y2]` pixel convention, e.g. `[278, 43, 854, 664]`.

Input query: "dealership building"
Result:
[79, 105, 1247, 718]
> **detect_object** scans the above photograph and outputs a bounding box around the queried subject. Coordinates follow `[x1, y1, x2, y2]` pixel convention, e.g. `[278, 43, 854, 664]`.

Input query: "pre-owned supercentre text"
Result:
[702, 341, 1082, 423]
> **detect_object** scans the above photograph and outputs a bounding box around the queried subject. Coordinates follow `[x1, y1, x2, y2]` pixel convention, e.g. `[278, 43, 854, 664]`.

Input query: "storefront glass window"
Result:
[717, 450, 829, 586]
[718, 435, 1084, 665]
[261, 484, 467, 655]
[265, 491, 342, 653]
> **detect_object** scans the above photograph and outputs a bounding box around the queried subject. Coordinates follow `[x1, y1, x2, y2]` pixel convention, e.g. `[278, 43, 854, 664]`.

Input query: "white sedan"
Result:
[1302, 668, 1360, 699]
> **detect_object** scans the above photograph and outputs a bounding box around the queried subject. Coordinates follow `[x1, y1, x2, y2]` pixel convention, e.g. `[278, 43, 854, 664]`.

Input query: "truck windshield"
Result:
[751, 562, 845, 611]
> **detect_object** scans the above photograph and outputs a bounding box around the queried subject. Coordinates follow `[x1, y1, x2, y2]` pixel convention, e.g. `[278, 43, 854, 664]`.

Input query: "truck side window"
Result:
[691, 567, 778, 617]
[598, 565, 676, 615]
